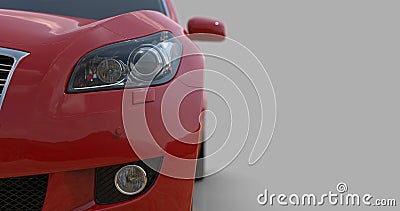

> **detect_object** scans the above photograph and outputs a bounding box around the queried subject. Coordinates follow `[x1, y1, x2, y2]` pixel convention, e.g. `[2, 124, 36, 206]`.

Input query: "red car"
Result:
[0, 0, 225, 210]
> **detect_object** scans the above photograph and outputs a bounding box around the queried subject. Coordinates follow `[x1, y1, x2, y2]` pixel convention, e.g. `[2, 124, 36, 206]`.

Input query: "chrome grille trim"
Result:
[0, 47, 29, 110]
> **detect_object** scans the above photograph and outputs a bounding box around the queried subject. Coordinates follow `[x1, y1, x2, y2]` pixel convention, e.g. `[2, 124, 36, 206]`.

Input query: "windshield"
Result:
[0, 0, 169, 20]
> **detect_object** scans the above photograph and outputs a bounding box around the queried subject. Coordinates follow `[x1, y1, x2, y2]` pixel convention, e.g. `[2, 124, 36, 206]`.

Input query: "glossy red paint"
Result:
[0, 9, 202, 178]
[0, 0, 215, 209]
[188, 17, 226, 41]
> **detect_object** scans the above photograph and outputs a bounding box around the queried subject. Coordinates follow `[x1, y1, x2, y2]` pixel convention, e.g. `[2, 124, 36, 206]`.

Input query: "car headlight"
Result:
[67, 31, 182, 93]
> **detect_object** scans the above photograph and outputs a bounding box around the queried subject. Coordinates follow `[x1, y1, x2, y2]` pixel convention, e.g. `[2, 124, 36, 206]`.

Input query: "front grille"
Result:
[0, 55, 14, 96]
[0, 48, 29, 110]
[0, 174, 49, 211]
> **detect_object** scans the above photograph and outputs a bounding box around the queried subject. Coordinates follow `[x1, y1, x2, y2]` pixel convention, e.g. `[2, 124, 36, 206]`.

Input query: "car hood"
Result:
[0, 9, 96, 47]
[0, 9, 182, 52]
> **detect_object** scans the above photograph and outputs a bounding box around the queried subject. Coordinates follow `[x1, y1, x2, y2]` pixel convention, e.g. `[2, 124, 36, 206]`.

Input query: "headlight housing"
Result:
[67, 31, 182, 93]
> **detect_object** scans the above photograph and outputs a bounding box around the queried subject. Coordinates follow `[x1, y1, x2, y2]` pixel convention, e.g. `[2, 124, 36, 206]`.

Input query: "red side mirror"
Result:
[187, 17, 226, 41]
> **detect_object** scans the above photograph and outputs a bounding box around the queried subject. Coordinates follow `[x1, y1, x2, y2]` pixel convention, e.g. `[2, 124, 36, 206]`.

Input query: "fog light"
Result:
[114, 165, 147, 195]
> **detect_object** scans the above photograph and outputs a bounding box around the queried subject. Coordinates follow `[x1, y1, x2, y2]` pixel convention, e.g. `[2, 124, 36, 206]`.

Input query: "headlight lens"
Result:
[67, 31, 182, 93]
[129, 45, 166, 81]
[97, 58, 125, 83]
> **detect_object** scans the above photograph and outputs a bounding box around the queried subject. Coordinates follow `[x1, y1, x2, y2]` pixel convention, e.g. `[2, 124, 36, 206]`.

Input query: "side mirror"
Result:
[187, 17, 226, 41]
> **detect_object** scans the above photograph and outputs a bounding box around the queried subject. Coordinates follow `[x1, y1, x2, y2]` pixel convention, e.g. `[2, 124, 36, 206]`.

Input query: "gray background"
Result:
[174, 0, 400, 210]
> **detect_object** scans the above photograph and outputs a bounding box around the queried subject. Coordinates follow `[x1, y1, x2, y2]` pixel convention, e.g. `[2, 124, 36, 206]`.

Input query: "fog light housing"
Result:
[114, 165, 147, 195]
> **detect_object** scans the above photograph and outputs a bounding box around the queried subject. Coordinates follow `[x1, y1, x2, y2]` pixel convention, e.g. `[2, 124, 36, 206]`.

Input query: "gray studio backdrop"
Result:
[174, 0, 400, 210]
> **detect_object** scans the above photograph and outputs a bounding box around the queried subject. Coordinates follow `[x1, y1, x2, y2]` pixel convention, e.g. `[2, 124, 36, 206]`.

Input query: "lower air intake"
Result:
[0, 174, 49, 210]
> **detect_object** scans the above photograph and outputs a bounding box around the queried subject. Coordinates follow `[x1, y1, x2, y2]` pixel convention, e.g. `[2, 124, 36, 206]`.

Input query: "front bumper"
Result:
[41, 158, 196, 210]
[0, 158, 195, 210]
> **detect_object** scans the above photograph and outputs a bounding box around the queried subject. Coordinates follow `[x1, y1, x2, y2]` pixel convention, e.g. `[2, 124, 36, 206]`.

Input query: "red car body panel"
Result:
[0, 2, 205, 210]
